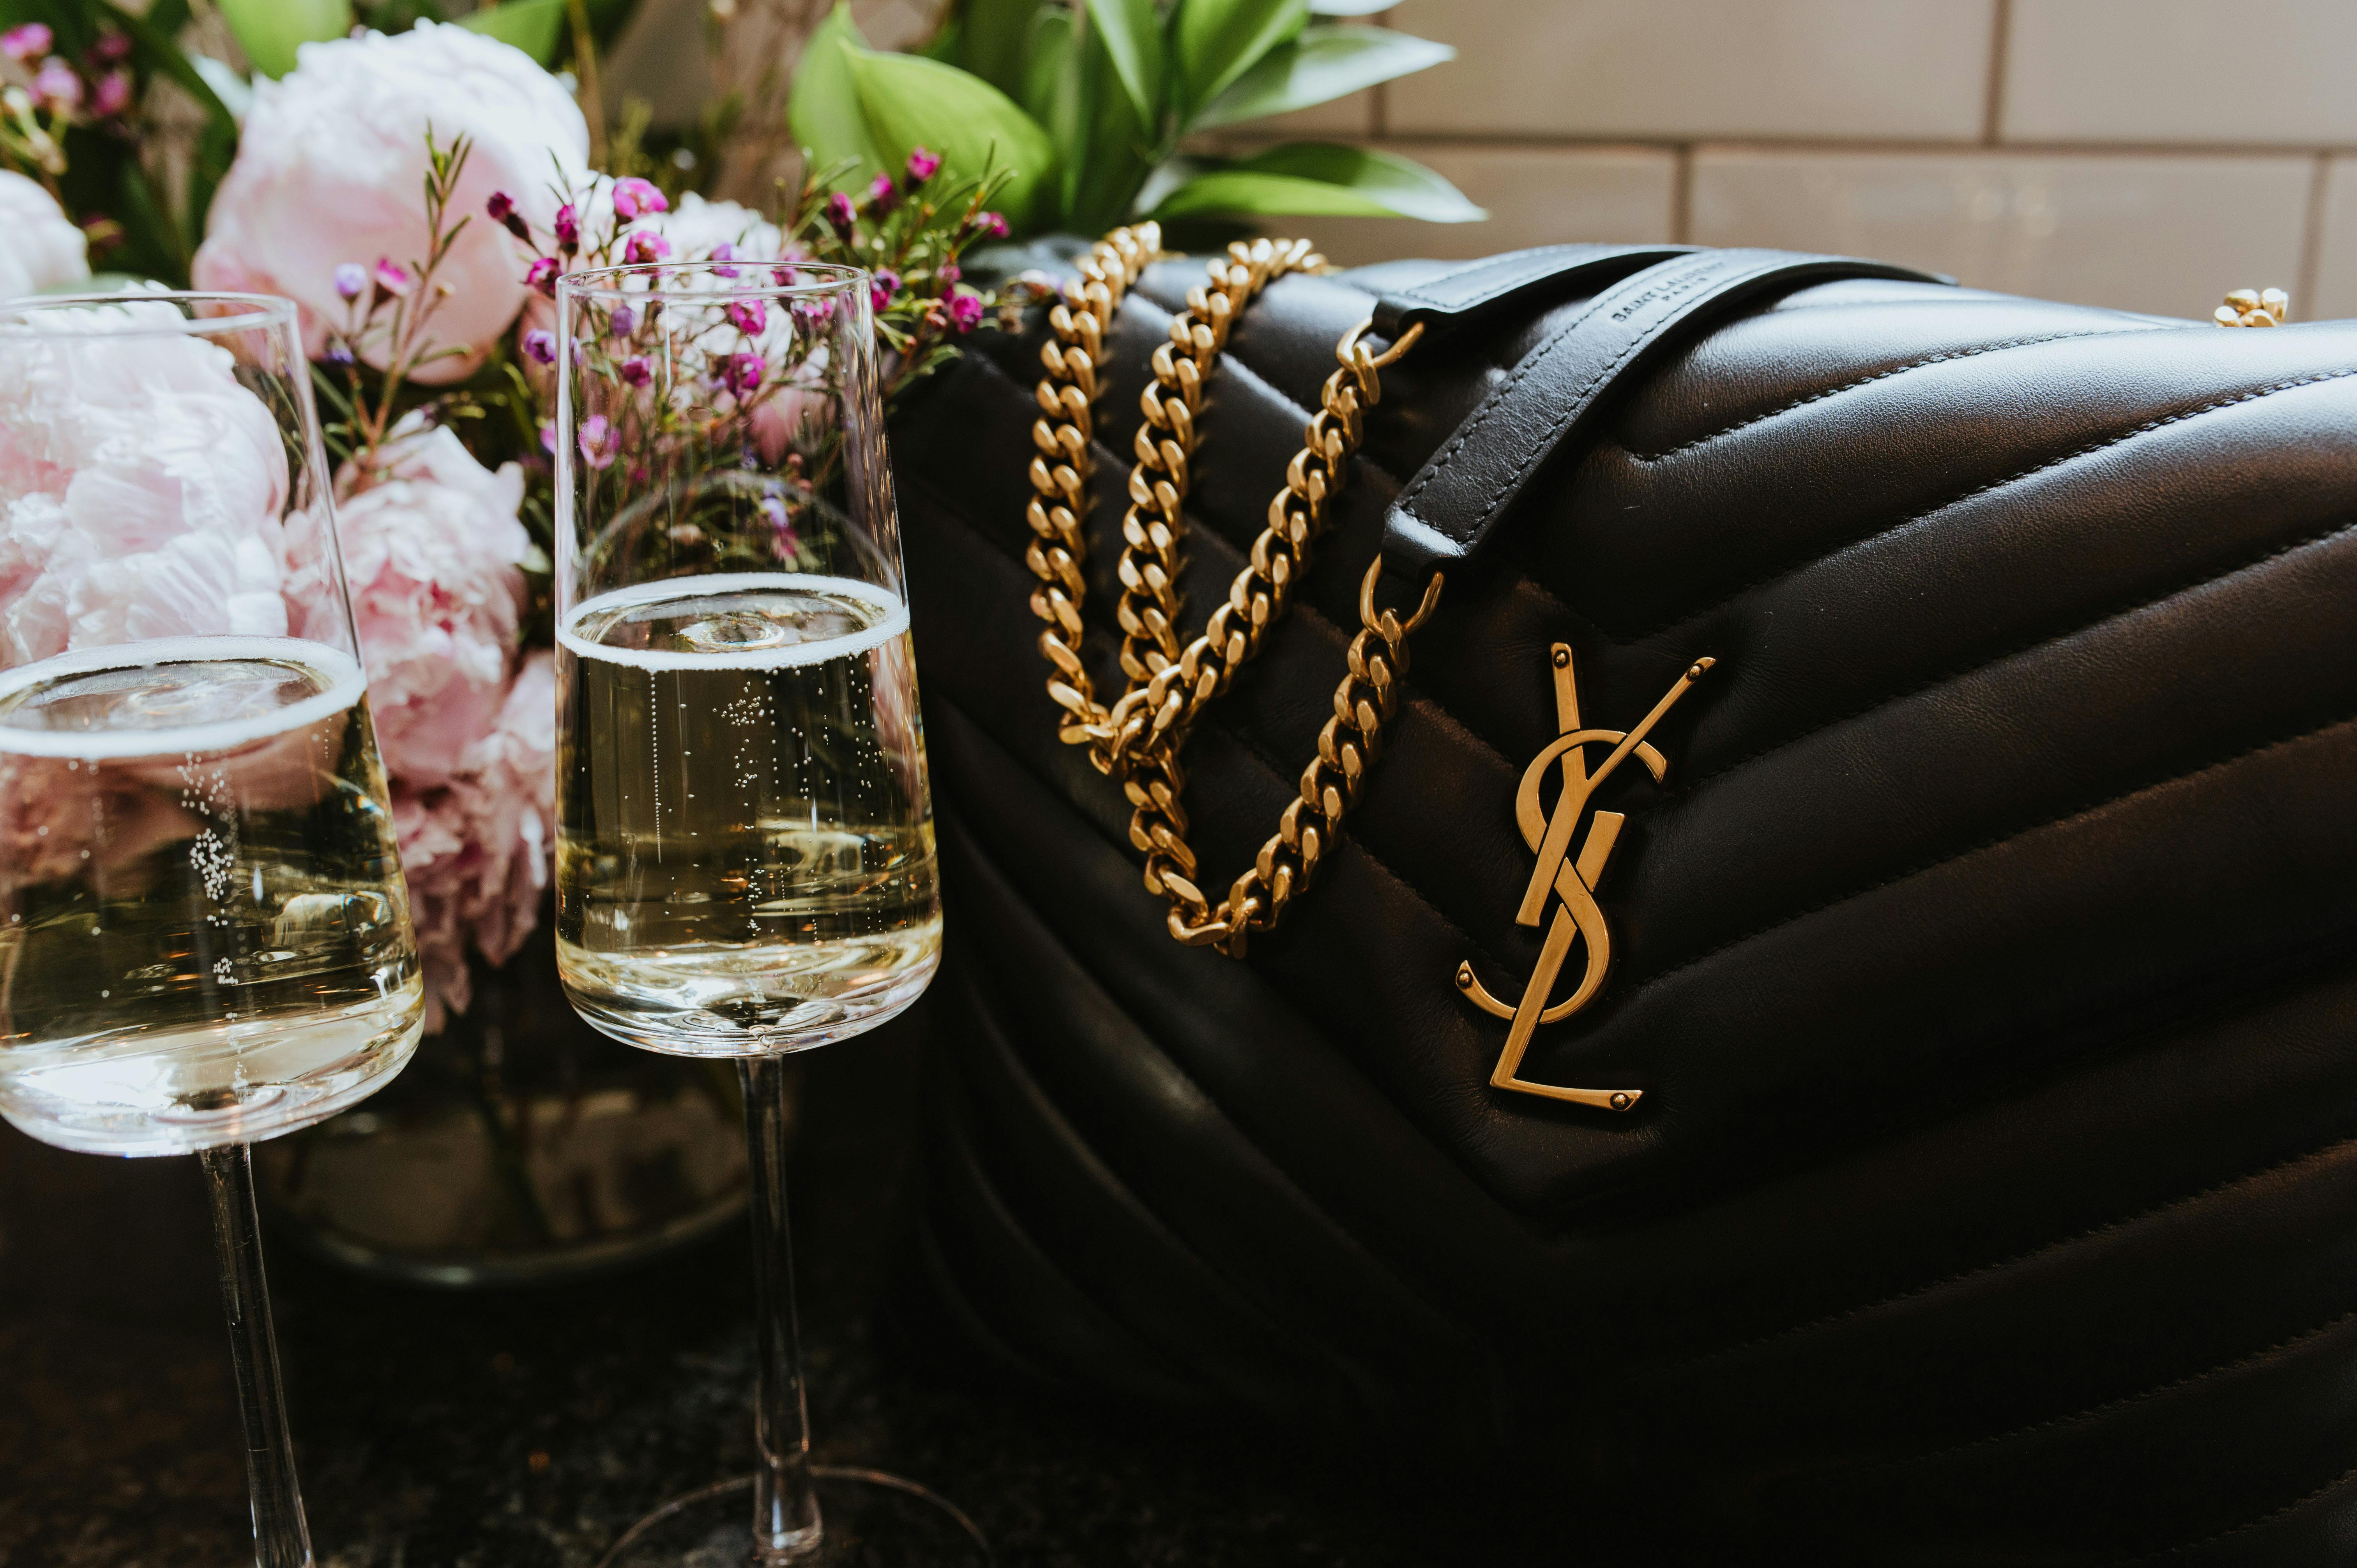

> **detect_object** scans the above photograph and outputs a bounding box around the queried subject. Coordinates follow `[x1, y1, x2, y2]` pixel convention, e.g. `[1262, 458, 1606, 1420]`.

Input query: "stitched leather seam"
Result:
[1679, 514, 2357, 795]
[1624, 329, 2138, 462]
[1611, 366, 2357, 644]
[1853, 1305, 2357, 1476]
[1636, 703, 2357, 1008]
[2113, 1453, 2357, 1563]
[1664, 1128, 2357, 1375]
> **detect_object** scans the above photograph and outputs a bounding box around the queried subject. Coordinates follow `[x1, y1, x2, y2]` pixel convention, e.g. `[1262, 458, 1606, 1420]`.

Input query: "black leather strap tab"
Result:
[1369, 242, 1696, 339]
[1382, 248, 1949, 572]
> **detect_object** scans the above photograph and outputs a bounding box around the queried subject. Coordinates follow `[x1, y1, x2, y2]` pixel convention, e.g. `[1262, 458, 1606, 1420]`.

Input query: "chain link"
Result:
[1023, 226, 1443, 958]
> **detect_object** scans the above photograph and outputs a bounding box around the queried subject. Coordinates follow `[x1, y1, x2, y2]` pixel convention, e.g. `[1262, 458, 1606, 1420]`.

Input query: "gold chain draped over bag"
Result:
[1021, 223, 1442, 959]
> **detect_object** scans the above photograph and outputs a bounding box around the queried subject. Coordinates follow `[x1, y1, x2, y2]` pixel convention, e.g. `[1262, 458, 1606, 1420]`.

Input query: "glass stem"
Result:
[199, 1142, 315, 1568]
[741, 1056, 823, 1563]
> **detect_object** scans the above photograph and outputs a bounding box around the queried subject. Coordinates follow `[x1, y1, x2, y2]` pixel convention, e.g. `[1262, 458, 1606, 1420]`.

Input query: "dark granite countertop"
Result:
[0, 1012, 1564, 1567]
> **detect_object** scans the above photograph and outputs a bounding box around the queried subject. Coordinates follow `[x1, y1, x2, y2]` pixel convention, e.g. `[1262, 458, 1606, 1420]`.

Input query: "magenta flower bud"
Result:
[553, 203, 581, 256]
[333, 262, 368, 301]
[823, 191, 855, 238]
[88, 31, 131, 64]
[721, 352, 764, 398]
[724, 298, 767, 337]
[525, 256, 560, 297]
[948, 289, 984, 334]
[869, 268, 900, 312]
[539, 423, 558, 456]
[486, 190, 532, 243]
[323, 341, 357, 368]
[624, 230, 671, 264]
[772, 264, 799, 287]
[976, 211, 1009, 240]
[608, 303, 635, 337]
[906, 146, 942, 183]
[709, 241, 738, 279]
[938, 261, 961, 284]
[0, 23, 51, 63]
[611, 177, 667, 221]
[867, 171, 898, 216]
[31, 60, 80, 110]
[578, 414, 618, 469]
[90, 69, 129, 117]
[619, 356, 651, 387]
[374, 256, 412, 295]
[522, 328, 556, 366]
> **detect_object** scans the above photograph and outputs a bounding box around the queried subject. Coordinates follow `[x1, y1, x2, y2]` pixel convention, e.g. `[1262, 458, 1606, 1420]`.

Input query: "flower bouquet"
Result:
[0, 0, 1465, 1277]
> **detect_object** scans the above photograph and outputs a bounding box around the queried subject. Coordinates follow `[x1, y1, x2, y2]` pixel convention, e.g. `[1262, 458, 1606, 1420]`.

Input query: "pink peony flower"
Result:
[0, 171, 89, 300]
[0, 301, 292, 664]
[392, 651, 555, 1032]
[334, 424, 529, 788]
[192, 22, 589, 387]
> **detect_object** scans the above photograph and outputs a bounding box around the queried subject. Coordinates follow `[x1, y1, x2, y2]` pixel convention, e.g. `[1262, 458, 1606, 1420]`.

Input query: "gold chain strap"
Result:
[1023, 224, 1442, 958]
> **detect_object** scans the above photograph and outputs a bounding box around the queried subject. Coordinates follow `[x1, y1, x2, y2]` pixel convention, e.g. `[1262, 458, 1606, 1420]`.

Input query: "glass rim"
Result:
[0, 290, 297, 337]
[557, 260, 868, 304]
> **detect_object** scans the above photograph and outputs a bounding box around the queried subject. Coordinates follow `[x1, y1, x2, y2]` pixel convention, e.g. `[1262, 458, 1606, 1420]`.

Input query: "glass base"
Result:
[596, 1471, 990, 1568]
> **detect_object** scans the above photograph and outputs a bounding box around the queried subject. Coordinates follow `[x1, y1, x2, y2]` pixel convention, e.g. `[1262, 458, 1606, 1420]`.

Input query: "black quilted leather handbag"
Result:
[886, 233, 2357, 1565]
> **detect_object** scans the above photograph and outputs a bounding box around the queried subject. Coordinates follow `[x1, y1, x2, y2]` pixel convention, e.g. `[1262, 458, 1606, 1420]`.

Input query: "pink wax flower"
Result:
[939, 261, 961, 284]
[521, 328, 555, 365]
[975, 210, 1008, 240]
[618, 356, 651, 387]
[948, 289, 984, 333]
[393, 652, 556, 1032]
[870, 268, 899, 311]
[724, 298, 767, 336]
[87, 31, 130, 65]
[577, 414, 618, 468]
[538, 422, 557, 456]
[31, 60, 80, 111]
[1, 23, 51, 62]
[906, 146, 942, 183]
[553, 202, 580, 254]
[333, 261, 367, 300]
[624, 229, 670, 264]
[867, 171, 898, 216]
[525, 256, 559, 297]
[192, 22, 590, 387]
[611, 176, 667, 221]
[721, 353, 763, 398]
[772, 263, 798, 286]
[373, 256, 412, 295]
[90, 69, 131, 119]
[608, 302, 634, 337]
[334, 425, 530, 789]
[710, 241, 738, 278]
[823, 191, 855, 238]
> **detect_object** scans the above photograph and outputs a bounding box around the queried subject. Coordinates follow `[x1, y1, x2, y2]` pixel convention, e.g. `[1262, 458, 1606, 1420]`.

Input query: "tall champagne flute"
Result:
[554, 261, 979, 1565]
[0, 293, 423, 1566]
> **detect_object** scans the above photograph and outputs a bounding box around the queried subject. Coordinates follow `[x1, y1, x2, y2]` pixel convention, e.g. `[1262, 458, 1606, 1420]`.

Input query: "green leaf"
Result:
[1193, 24, 1449, 128]
[459, 0, 568, 63]
[216, 0, 350, 78]
[845, 49, 1056, 230]
[958, 0, 1037, 98]
[1083, 0, 1160, 132]
[1150, 141, 1484, 222]
[1307, 0, 1397, 12]
[1067, 21, 1154, 232]
[1171, 0, 1307, 119]
[788, 3, 889, 180]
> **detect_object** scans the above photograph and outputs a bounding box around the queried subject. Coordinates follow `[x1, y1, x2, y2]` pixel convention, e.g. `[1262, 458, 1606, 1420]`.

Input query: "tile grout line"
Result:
[1983, 0, 2014, 145]
[2298, 153, 2332, 315]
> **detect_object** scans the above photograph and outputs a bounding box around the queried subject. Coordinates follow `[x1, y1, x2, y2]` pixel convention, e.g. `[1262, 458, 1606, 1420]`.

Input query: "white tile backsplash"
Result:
[1691, 148, 2311, 319]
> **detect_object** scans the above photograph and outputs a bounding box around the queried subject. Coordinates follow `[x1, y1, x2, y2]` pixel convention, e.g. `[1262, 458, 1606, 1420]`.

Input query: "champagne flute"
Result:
[554, 261, 979, 1565]
[0, 293, 424, 1566]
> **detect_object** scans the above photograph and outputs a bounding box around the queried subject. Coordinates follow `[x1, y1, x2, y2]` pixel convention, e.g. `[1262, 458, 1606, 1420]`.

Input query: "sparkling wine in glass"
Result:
[554, 261, 978, 1566]
[0, 294, 423, 1568]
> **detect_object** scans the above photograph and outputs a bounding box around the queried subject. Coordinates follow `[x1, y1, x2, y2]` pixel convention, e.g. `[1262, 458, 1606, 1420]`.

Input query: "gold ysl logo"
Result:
[1456, 643, 1716, 1112]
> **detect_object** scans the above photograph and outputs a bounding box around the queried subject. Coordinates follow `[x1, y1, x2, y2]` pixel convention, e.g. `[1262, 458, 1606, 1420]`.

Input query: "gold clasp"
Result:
[1358, 555, 1445, 643]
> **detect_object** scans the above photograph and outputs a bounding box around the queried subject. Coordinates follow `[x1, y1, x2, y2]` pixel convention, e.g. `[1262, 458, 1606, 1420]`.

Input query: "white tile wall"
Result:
[2005, 0, 2357, 145]
[1385, 0, 1994, 141]
[1690, 148, 2313, 318]
[1306, 144, 1678, 266]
